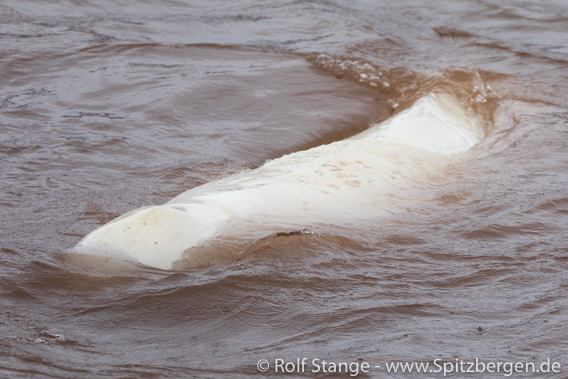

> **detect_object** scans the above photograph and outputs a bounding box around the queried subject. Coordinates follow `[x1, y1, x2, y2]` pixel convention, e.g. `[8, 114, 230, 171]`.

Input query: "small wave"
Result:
[433, 26, 476, 38]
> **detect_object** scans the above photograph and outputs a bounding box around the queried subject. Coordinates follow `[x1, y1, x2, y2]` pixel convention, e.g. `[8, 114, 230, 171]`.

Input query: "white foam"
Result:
[73, 92, 483, 270]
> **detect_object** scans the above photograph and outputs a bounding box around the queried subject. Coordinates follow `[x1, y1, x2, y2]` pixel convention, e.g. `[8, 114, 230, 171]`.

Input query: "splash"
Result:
[306, 53, 494, 117]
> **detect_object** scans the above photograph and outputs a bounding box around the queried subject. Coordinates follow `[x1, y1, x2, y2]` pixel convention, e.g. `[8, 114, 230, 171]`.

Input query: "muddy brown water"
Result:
[1, 1, 567, 378]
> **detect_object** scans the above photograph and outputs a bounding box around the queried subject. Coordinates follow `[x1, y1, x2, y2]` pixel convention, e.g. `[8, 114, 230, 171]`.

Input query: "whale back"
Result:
[354, 92, 483, 154]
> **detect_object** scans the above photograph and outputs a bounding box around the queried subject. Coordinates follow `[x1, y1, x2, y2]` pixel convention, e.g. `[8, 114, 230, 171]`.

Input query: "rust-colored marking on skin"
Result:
[344, 179, 361, 188]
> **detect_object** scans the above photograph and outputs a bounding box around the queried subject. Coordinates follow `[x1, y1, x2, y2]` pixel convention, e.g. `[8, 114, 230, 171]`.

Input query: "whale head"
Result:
[74, 203, 230, 270]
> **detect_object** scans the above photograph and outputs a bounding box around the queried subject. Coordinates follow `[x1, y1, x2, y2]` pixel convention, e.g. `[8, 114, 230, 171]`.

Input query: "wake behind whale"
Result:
[73, 92, 484, 270]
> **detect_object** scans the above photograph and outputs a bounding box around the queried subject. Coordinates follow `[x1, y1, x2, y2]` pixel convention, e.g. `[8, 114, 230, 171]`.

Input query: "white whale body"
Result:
[73, 93, 483, 270]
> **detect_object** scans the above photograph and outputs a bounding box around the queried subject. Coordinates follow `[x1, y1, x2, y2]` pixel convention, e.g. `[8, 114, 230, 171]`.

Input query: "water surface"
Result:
[1, 0, 567, 377]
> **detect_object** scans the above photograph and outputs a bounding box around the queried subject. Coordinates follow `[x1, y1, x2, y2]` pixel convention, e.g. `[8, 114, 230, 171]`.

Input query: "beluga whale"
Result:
[73, 92, 484, 270]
